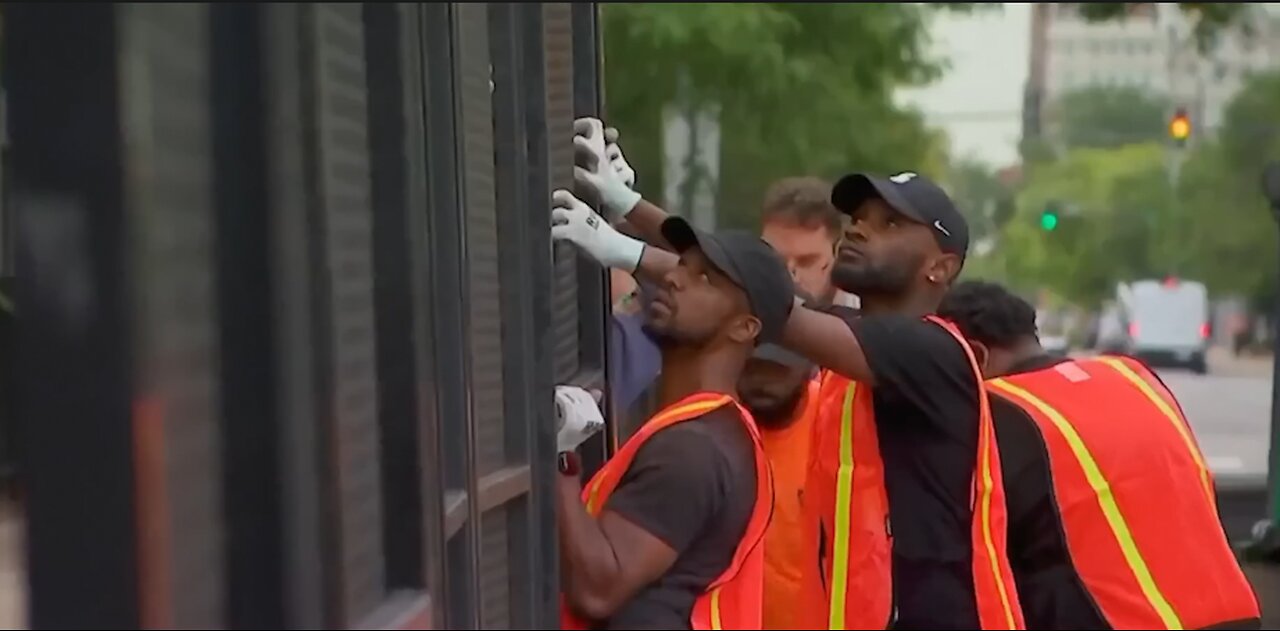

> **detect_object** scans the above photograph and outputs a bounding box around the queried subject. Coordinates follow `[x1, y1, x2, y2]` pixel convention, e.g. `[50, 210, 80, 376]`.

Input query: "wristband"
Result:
[557, 451, 581, 477]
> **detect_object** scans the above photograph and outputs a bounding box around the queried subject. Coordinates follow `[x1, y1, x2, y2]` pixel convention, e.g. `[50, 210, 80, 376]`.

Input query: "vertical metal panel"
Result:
[490, 2, 560, 627]
[210, 3, 287, 628]
[400, 3, 450, 627]
[542, 3, 581, 383]
[479, 508, 512, 629]
[364, 0, 427, 596]
[7, 4, 139, 628]
[260, 4, 329, 627]
[454, 2, 508, 480]
[421, 3, 482, 627]
[452, 4, 507, 628]
[309, 3, 387, 624]
[117, 4, 225, 627]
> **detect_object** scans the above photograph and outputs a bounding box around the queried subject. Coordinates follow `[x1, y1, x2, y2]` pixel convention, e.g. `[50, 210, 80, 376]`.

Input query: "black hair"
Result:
[937, 280, 1038, 349]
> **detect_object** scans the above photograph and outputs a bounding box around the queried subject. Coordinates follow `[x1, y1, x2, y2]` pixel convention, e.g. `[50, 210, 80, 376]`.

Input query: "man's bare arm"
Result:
[556, 474, 679, 621]
[781, 300, 877, 384]
[621, 199, 675, 251]
[634, 243, 679, 285]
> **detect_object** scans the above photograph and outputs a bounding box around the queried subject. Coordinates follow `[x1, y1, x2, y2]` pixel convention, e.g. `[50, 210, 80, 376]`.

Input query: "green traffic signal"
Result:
[1040, 211, 1059, 231]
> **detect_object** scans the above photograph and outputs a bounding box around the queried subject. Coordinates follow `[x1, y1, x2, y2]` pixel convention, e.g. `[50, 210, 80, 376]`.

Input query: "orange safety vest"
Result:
[760, 378, 820, 630]
[988, 355, 1261, 630]
[560, 392, 775, 630]
[799, 315, 1024, 630]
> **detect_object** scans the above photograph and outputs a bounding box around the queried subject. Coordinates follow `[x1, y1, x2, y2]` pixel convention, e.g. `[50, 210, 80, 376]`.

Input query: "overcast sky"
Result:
[896, 3, 1032, 169]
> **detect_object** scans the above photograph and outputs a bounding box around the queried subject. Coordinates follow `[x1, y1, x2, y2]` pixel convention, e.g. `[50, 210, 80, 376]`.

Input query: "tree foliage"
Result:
[986, 70, 1280, 308]
[1055, 86, 1171, 150]
[600, 3, 959, 228]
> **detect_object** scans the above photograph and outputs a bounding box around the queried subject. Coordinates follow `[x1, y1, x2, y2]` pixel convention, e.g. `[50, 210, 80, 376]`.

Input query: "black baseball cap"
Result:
[752, 343, 815, 373]
[660, 217, 795, 344]
[831, 171, 970, 259]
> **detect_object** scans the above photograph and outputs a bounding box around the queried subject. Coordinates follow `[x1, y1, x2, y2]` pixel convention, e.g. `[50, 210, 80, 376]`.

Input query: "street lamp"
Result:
[1247, 161, 1280, 563]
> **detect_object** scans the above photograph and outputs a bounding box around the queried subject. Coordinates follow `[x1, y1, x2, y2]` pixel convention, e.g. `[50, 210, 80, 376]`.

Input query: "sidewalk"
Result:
[1208, 346, 1274, 378]
[0, 500, 25, 630]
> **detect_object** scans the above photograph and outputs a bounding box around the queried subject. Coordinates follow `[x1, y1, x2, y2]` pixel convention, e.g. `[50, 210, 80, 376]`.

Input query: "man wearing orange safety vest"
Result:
[552, 187, 795, 630]
[776, 173, 1024, 630]
[737, 343, 821, 629]
[561, 118, 1024, 629]
[939, 281, 1261, 630]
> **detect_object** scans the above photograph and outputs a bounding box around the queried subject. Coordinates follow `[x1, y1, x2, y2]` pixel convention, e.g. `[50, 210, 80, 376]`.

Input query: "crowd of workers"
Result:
[548, 118, 1264, 630]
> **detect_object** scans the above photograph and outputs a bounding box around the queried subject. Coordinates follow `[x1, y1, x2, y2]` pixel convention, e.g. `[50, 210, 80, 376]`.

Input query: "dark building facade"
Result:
[5, 3, 610, 628]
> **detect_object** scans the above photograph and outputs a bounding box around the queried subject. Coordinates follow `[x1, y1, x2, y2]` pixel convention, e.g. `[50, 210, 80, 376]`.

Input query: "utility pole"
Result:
[1245, 161, 1280, 564]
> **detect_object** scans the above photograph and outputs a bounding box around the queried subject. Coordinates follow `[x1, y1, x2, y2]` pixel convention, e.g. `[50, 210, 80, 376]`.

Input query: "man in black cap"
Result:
[552, 189, 792, 630]
[560, 153, 1022, 627]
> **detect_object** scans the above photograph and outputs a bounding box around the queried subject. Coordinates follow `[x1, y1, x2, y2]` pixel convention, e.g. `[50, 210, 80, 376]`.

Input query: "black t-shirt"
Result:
[991, 355, 1110, 629]
[825, 308, 983, 629]
[599, 406, 759, 630]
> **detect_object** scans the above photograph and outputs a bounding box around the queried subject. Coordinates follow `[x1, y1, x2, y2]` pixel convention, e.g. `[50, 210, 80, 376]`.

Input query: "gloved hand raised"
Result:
[573, 117, 641, 222]
[555, 385, 606, 453]
[550, 189, 645, 273]
[603, 126, 636, 189]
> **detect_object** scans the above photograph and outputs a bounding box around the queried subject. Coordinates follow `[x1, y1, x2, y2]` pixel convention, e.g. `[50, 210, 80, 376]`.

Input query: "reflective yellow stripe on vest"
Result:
[585, 398, 729, 514]
[710, 587, 723, 630]
[988, 378, 1183, 629]
[827, 383, 858, 629]
[1095, 357, 1213, 503]
[976, 414, 1018, 629]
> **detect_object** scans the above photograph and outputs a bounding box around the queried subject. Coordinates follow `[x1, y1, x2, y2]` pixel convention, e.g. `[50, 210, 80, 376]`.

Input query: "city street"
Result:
[1159, 348, 1273, 487]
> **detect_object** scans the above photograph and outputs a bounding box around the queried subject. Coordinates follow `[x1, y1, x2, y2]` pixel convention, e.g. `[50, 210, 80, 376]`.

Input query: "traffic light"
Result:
[1040, 201, 1061, 232]
[1169, 108, 1191, 146]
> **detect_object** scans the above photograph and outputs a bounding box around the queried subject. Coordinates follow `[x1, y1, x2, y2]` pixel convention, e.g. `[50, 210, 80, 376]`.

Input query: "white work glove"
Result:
[573, 117, 641, 222]
[550, 189, 645, 273]
[555, 385, 606, 453]
[603, 126, 636, 189]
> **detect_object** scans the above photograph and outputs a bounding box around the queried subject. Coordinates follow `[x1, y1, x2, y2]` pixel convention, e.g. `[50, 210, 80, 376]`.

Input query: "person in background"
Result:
[553, 186, 794, 630]
[736, 342, 819, 630]
[758, 177, 842, 306]
[939, 280, 1261, 631]
[609, 266, 662, 413]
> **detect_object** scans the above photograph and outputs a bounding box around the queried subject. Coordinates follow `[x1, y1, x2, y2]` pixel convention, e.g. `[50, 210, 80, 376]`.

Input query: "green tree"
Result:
[999, 144, 1173, 306]
[1054, 86, 1171, 150]
[600, 3, 959, 228]
[1165, 71, 1280, 308]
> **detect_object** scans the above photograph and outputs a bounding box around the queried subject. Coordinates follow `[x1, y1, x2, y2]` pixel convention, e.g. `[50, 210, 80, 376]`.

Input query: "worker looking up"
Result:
[580, 120, 833, 626]
[552, 187, 794, 630]
[939, 280, 1261, 631]
[562, 117, 1023, 630]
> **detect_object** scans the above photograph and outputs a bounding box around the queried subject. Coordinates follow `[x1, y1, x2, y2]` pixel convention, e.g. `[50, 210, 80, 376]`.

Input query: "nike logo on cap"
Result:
[934, 220, 951, 236]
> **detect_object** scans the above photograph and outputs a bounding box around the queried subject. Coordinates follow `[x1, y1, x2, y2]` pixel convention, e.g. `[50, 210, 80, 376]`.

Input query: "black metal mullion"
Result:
[7, 5, 139, 627]
[420, 2, 481, 628]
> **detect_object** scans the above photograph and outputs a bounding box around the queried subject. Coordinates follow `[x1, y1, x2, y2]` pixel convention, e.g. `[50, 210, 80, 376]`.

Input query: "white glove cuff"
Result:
[600, 230, 646, 274]
[603, 185, 642, 221]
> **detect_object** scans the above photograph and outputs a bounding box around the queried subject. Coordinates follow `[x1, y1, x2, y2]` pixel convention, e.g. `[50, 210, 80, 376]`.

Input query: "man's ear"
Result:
[929, 253, 962, 285]
[728, 314, 763, 345]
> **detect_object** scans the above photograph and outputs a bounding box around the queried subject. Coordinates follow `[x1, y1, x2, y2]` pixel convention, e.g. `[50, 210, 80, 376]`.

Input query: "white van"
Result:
[1119, 278, 1210, 373]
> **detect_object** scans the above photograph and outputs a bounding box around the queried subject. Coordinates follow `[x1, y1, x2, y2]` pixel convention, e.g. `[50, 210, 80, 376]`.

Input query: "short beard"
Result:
[745, 386, 807, 428]
[642, 322, 703, 350]
[830, 260, 915, 297]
